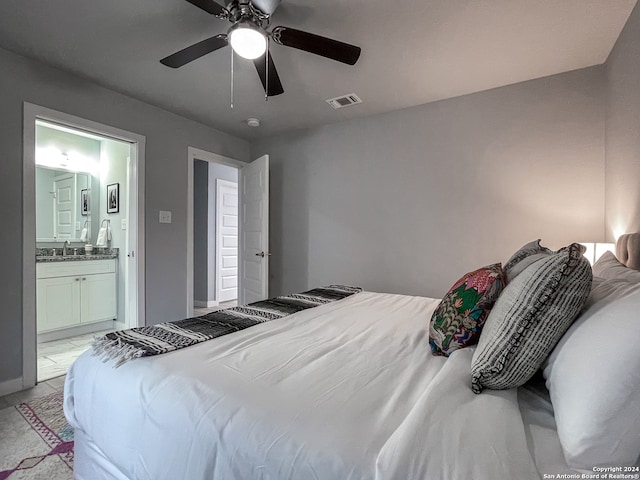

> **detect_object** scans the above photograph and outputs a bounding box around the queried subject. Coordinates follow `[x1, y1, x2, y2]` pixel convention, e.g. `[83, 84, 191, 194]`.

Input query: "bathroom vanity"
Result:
[36, 254, 118, 338]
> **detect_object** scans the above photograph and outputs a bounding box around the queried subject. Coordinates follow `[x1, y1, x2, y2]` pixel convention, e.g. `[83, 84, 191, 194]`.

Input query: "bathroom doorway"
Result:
[23, 103, 146, 386]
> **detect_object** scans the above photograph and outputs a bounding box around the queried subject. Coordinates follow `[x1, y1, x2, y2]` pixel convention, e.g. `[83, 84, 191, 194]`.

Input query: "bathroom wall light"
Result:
[580, 242, 616, 265]
[228, 21, 266, 60]
[36, 147, 99, 175]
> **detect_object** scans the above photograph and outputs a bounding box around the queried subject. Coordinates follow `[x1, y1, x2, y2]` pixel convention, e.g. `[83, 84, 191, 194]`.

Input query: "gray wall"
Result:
[193, 160, 209, 303]
[193, 160, 238, 304]
[0, 46, 249, 385]
[252, 66, 606, 298]
[605, 3, 640, 241]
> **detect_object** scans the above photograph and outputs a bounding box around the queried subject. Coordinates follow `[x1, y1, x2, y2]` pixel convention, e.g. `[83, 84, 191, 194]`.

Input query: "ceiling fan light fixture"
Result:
[228, 21, 267, 60]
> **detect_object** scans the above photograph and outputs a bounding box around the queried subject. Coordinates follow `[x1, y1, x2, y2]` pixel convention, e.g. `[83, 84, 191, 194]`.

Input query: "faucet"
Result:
[63, 240, 71, 256]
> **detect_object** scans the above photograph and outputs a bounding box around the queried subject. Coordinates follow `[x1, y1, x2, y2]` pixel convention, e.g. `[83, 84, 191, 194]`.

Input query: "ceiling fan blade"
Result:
[253, 51, 284, 96]
[185, 0, 227, 17]
[251, 0, 281, 15]
[272, 26, 361, 65]
[160, 34, 228, 68]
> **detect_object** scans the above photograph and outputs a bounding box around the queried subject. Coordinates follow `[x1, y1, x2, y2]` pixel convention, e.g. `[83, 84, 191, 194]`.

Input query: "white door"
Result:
[239, 155, 269, 305]
[54, 174, 75, 239]
[216, 180, 238, 302]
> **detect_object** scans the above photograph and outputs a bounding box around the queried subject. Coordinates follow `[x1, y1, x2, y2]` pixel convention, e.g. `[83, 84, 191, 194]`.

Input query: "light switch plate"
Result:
[121, 219, 128, 230]
[159, 210, 172, 224]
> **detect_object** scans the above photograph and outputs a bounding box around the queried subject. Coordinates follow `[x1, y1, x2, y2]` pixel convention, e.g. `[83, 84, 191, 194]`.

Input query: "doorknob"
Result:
[255, 252, 272, 257]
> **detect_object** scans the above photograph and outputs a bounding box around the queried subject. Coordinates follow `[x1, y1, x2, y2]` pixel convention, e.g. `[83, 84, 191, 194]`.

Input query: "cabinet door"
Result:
[37, 276, 81, 332]
[81, 273, 117, 323]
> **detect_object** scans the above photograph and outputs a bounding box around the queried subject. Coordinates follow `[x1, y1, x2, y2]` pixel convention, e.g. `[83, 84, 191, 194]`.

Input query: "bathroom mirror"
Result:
[36, 165, 100, 243]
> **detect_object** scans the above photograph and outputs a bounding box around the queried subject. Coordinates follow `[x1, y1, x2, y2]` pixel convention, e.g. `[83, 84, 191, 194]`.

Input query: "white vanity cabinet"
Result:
[37, 259, 117, 333]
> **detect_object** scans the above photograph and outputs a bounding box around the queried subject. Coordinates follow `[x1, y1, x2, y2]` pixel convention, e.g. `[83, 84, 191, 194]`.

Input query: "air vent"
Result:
[326, 93, 362, 110]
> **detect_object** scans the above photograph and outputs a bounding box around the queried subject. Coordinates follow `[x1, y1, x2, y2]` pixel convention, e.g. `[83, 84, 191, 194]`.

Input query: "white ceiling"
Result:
[0, 0, 636, 140]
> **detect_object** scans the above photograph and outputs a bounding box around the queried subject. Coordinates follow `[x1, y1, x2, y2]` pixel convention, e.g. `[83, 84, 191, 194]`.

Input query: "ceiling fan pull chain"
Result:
[230, 47, 234, 109]
[265, 36, 269, 102]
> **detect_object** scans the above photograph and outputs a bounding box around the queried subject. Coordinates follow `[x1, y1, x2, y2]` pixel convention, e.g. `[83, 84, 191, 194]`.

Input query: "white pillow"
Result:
[593, 251, 640, 283]
[543, 276, 640, 468]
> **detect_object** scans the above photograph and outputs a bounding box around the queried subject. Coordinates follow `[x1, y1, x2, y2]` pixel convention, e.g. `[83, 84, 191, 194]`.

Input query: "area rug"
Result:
[0, 391, 73, 480]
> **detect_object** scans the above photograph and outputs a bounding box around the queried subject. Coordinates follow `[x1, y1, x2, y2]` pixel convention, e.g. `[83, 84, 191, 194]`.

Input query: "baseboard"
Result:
[114, 321, 127, 331]
[194, 300, 219, 308]
[0, 377, 24, 397]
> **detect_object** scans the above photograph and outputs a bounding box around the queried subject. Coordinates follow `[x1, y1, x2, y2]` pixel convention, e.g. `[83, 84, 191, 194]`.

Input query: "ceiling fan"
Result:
[160, 0, 362, 97]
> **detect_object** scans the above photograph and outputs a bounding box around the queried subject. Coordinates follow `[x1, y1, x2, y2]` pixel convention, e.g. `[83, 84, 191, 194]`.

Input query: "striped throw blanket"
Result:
[92, 285, 362, 367]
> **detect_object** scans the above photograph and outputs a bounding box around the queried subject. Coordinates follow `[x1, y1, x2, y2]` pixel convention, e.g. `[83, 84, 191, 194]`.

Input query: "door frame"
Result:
[186, 147, 243, 317]
[215, 179, 239, 304]
[22, 102, 146, 388]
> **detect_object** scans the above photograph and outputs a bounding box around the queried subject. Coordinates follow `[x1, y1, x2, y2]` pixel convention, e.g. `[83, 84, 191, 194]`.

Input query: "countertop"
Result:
[36, 254, 118, 263]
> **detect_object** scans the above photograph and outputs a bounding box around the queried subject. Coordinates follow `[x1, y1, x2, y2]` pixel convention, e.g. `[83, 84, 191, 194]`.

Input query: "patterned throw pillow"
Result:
[503, 239, 552, 282]
[429, 264, 506, 357]
[471, 243, 592, 394]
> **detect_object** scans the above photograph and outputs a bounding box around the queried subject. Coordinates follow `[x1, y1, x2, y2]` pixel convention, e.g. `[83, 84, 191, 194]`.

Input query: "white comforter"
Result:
[64, 291, 541, 480]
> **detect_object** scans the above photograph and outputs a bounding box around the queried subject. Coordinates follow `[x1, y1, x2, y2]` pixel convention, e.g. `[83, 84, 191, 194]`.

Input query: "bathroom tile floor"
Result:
[37, 329, 115, 382]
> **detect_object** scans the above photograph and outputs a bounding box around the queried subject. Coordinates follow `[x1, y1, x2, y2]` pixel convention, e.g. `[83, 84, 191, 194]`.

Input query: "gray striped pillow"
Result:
[471, 243, 592, 394]
[503, 239, 553, 282]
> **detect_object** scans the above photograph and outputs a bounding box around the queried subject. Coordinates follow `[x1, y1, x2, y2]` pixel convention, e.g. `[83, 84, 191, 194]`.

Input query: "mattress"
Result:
[64, 291, 571, 479]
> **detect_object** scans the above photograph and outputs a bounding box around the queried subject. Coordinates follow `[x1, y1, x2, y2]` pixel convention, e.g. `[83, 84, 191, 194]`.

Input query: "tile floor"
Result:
[37, 329, 115, 382]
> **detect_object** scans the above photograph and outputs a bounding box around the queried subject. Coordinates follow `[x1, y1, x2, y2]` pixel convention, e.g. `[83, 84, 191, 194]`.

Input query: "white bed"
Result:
[64, 290, 573, 480]
[66, 233, 640, 479]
